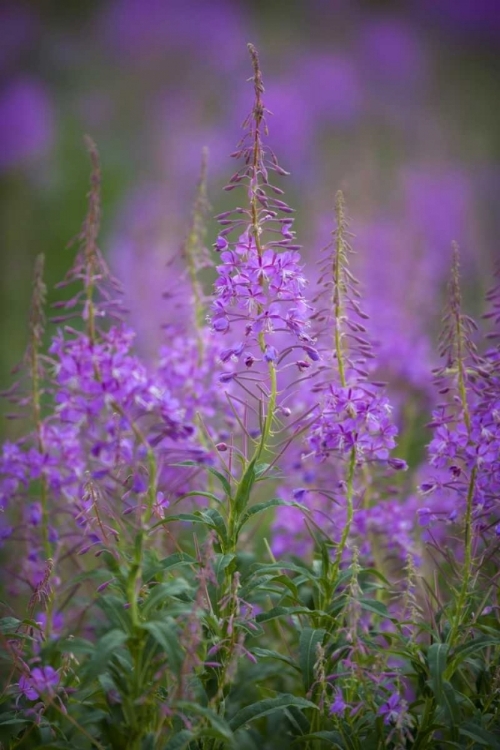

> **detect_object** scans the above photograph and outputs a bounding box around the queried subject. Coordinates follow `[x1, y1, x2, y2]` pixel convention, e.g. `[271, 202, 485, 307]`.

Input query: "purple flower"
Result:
[18, 666, 59, 701]
[309, 384, 402, 466]
[329, 689, 347, 716]
[264, 345, 278, 363]
[215, 236, 229, 252]
[378, 690, 405, 725]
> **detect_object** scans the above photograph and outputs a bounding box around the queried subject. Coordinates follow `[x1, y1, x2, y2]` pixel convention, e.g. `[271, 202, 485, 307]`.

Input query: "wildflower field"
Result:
[1, 3, 499, 749]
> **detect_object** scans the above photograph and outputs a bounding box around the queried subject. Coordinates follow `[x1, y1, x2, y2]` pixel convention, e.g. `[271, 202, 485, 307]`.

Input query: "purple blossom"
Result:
[18, 666, 59, 701]
[0, 78, 54, 171]
[357, 18, 426, 91]
[49, 325, 191, 449]
[309, 384, 403, 466]
[378, 689, 406, 725]
[329, 689, 347, 716]
[295, 51, 363, 125]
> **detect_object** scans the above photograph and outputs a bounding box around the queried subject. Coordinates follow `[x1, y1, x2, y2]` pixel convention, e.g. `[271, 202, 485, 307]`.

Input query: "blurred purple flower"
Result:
[402, 166, 473, 271]
[357, 18, 426, 91]
[99, 0, 247, 69]
[0, 78, 54, 171]
[295, 51, 363, 125]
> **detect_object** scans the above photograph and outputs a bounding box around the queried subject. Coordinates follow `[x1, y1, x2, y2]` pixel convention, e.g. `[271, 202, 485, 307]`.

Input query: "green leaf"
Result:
[145, 552, 195, 581]
[284, 705, 311, 737]
[164, 730, 194, 750]
[54, 636, 95, 656]
[84, 628, 128, 680]
[176, 701, 234, 742]
[239, 575, 274, 600]
[299, 731, 343, 748]
[154, 510, 228, 544]
[0, 716, 31, 727]
[98, 549, 122, 575]
[256, 606, 315, 624]
[252, 648, 301, 671]
[213, 553, 236, 584]
[229, 694, 317, 731]
[249, 562, 319, 587]
[460, 722, 500, 748]
[97, 594, 132, 633]
[0, 617, 22, 633]
[427, 642, 449, 704]
[198, 508, 228, 545]
[141, 579, 192, 616]
[233, 457, 257, 515]
[266, 573, 300, 600]
[140, 620, 182, 672]
[359, 598, 392, 619]
[451, 636, 500, 666]
[441, 680, 461, 727]
[238, 498, 303, 532]
[179, 490, 223, 505]
[206, 466, 232, 497]
[254, 462, 271, 478]
[299, 627, 326, 690]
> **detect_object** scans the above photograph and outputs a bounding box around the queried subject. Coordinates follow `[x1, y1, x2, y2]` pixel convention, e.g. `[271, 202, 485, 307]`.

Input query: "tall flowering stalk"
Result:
[196, 43, 321, 720]
[306, 192, 405, 585]
[422, 245, 484, 640]
[211, 43, 316, 536]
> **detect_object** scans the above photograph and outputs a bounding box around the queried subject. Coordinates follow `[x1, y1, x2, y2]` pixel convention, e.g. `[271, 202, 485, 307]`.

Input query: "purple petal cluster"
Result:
[50, 325, 191, 454]
[308, 384, 399, 465]
[18, 666, 59, 701]
[212, 230, 312, 358]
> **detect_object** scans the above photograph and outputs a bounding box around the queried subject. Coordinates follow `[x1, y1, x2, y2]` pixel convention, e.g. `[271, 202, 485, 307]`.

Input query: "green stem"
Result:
[332, 448, 356, 579]
[257, 359, 277, 459]
[448, 466, 477, 645]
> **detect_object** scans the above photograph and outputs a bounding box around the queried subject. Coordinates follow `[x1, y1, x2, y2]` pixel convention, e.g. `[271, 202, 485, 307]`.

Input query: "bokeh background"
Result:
[1, 0, 499, 437]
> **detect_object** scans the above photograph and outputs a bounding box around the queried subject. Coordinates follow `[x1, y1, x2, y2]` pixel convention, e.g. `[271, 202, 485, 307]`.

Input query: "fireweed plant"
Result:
[0, 45, 499, 750]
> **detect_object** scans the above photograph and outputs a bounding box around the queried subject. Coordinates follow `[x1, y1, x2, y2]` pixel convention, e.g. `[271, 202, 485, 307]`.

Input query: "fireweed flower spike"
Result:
[299, 192, 407, 576]
[211, 44, 317, 408]
[422, 244, 494, 639]
[309, 191, 404, 470]
[424, 245, 479, 500]
[271, 194, 412, 568]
